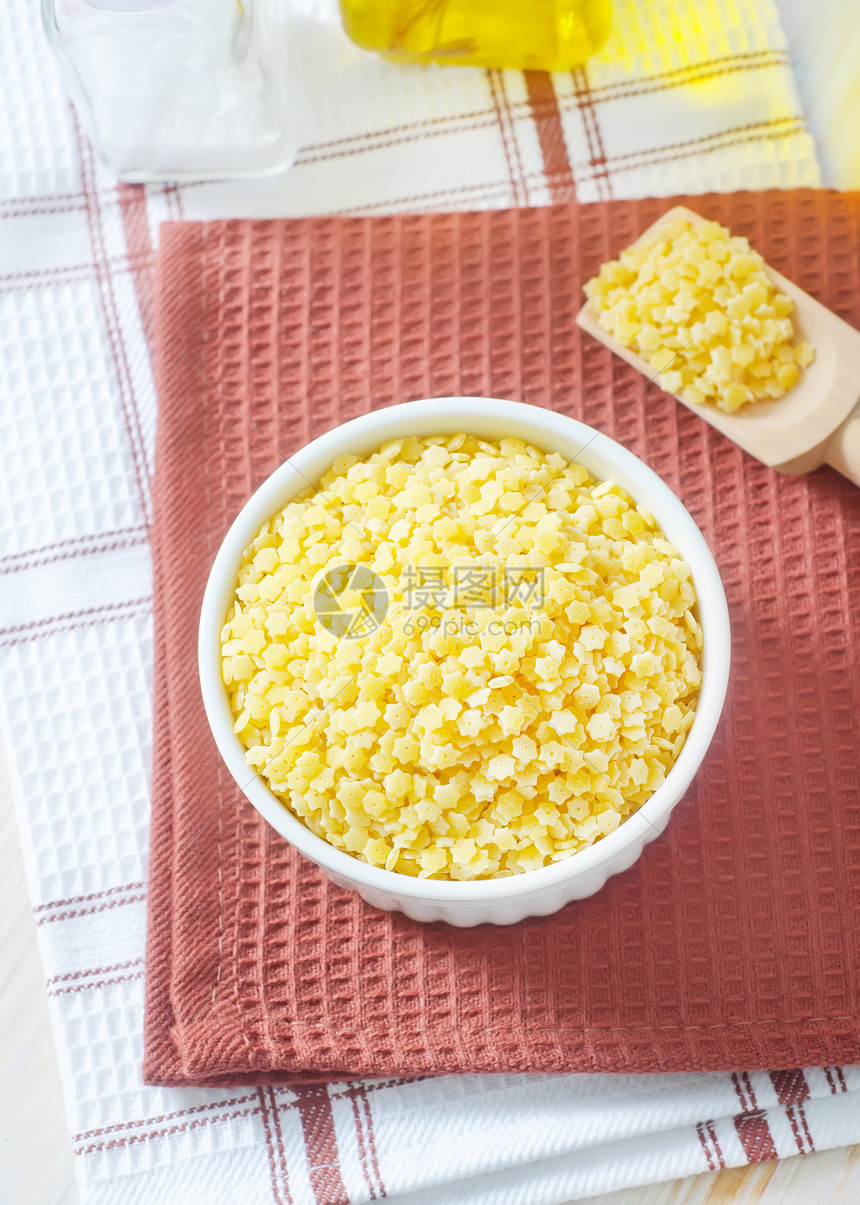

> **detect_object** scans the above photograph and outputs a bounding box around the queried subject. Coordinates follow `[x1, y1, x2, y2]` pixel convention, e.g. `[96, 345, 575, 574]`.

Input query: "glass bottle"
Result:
[338, 0, 612, 71]
[42, 0, 299, 182]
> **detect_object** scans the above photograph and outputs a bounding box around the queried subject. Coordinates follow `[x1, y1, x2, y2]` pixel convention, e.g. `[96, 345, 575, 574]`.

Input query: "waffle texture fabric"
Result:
[145, 191, 860, 1090]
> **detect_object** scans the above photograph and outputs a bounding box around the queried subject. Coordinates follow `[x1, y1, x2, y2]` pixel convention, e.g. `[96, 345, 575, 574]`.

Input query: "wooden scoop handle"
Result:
[826, 399, 860, 487]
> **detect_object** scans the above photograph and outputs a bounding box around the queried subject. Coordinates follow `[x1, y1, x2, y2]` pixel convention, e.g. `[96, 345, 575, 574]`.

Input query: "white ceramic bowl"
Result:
[199, 398, 730, 926]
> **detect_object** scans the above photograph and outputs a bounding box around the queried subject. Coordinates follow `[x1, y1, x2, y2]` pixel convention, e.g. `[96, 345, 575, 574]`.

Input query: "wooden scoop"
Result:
[575, 206, 860, 487]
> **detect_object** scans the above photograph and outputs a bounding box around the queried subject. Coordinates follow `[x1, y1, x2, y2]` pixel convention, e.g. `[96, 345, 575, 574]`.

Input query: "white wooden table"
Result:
[1, 1, 858, 1200]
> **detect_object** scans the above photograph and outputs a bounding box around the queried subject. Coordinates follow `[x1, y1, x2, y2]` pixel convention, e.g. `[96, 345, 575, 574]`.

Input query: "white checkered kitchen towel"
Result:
[6, 1, 860, 1203]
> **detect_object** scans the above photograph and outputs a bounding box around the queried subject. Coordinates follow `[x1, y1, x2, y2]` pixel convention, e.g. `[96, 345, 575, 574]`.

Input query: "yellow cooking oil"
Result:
[338, 0, 611, 70]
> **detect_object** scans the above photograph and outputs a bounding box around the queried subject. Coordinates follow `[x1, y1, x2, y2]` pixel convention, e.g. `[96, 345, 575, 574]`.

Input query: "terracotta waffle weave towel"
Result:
[144, 190, 860, 1087]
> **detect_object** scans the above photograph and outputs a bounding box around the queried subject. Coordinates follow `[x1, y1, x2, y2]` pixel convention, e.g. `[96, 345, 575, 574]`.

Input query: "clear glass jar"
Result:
[42, 0, 300, 182]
